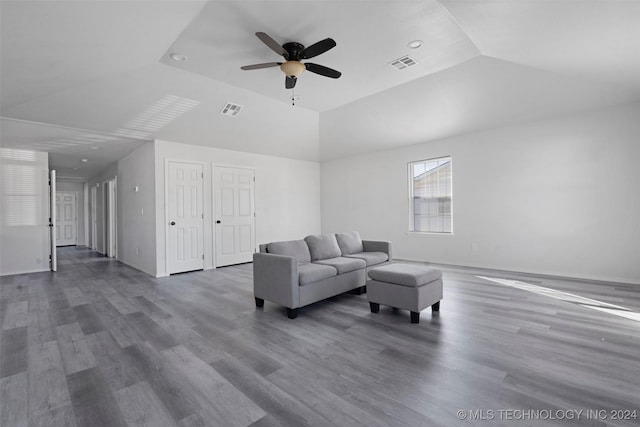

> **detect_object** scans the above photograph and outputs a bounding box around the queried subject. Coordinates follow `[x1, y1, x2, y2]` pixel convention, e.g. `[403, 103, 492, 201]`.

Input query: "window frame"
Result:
[407, 156, 453, 235]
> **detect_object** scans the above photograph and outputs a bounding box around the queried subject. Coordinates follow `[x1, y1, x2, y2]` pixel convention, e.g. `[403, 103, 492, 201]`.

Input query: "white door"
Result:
[102, 182, 108, 254]
[49, 170, 57, 271]
[168, 161, 204, 274]
[106, 178, 117, 258]
[214, 166, 256, 267]
[56, 192, 77, 246]
[91, 186, 97, 250]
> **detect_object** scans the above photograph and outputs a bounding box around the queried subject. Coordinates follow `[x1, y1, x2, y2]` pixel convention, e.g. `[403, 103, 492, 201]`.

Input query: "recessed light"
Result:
[90, 146, 100, 150]
[81, 158, 88, 163]
[170, 53, 188, 62]
[407, 40, 423, 49]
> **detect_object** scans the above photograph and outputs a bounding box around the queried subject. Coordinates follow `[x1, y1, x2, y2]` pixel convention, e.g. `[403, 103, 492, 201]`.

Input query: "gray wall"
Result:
[117, 142, 156, 276]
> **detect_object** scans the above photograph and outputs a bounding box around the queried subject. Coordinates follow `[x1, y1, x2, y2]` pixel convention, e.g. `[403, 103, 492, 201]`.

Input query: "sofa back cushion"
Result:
[336, 231, 364, 255]
[304, 234, 342, 261]
[266, 240, 311, 264]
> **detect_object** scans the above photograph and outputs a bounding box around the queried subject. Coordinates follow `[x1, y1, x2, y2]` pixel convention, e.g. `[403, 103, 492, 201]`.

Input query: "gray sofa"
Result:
[253, 231, 391, 318]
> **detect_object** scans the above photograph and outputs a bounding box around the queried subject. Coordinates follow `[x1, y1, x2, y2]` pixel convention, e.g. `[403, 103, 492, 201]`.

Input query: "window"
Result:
[409, 156, 452, 233]
[1, 149, 41, 227]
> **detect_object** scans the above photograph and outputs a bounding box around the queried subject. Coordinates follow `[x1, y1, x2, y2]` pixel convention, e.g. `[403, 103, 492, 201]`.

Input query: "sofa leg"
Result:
[255, 297, 264, 308]
[369, 302, 379, 313]
[432, 301, 440, 312]
[286, 308, 298, 319]
[350, 286, 366, 295]
[410, 311, 420, 323]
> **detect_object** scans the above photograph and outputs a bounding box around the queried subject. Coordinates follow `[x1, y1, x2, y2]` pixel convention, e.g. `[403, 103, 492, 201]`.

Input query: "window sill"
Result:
[407, 231, 454, 237]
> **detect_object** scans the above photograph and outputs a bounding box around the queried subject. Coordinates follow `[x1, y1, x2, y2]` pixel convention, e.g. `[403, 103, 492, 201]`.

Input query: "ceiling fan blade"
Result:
[305, 63, 341, 79]
[255, 32, 288, 58]
[301, 38, 336, 59]
[285, 76, 297, 89]
[240, 62, 282, 70]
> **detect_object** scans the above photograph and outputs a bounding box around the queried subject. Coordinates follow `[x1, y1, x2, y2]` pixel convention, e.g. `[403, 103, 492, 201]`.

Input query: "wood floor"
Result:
[1, 247, 639, 427]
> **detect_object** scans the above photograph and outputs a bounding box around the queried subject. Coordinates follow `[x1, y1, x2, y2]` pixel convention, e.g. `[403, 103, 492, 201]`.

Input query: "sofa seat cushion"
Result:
[298, 263, 337, 286]
[305, 234, 342, 261]
[345, 251, 388, 266]
[336, 231, 364, 255]
[267, 240, 311, 264]
[314, 257, 366, 274]
[368, 264, 442, 287]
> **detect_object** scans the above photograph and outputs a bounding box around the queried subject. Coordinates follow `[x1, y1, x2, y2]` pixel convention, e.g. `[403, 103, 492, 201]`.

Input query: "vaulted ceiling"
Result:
[2, 1, 639, 179]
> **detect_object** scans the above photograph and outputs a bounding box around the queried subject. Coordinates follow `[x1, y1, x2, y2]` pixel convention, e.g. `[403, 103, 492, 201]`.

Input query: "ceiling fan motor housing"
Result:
[282, 42, 305, 60]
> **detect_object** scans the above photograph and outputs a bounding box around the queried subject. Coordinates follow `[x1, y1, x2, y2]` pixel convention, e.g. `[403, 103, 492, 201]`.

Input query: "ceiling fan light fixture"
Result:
[280, 61, 306, 78]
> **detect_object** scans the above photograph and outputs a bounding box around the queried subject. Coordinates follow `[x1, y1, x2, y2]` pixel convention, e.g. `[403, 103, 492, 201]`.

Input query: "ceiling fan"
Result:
[241, 32, 341, 89]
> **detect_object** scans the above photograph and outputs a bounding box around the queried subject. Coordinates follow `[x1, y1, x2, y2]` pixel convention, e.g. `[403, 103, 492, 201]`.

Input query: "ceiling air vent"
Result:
[220, 102, 243, 117]
[389, 55, 418, 70]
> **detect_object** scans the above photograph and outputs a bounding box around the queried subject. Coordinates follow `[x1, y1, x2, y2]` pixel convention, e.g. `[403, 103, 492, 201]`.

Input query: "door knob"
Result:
[216, 220, 221, 224]
[170, 221, 176, 226]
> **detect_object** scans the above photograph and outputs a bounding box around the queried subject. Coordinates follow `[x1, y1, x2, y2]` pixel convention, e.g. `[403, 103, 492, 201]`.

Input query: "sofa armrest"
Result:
[362, 240, 392, 261]
[253, 253, 300, 309]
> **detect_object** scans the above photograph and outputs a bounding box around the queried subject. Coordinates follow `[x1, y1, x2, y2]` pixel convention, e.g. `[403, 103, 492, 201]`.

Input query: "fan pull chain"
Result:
[291, 87, 296, 106]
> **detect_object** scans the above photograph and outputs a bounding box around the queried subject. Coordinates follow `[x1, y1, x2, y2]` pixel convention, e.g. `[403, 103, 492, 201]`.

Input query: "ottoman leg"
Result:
[432, 301, 440, 312]
[410, 311, 420, 323]
[369, 302, 380, 313]
[255, 297, 264, 308]
[286, 308, 298, 319]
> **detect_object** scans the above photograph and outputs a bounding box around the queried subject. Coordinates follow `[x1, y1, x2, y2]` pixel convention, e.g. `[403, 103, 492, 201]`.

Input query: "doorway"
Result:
[214, 166, 256, 267]
[55, 192, 77, 246]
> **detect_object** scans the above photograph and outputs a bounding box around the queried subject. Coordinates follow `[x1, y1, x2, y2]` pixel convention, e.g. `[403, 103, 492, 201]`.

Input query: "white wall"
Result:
[321, 102, 640, 284]
[56, 180, 85, 246]
[117, 142, 156, 276]
[0, 149, 50, 275]
[154, 139, 321, 277]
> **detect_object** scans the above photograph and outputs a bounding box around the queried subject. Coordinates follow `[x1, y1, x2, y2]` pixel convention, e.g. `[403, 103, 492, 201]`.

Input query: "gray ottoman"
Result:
[367, 264, 443, 323]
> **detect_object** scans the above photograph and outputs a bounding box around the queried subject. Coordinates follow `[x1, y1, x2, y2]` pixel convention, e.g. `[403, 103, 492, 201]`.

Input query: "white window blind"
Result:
[409, 156, 452, 233]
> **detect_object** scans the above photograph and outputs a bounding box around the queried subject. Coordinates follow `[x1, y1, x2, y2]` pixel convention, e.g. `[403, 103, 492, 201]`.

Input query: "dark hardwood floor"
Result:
[1, 247, 639, 426]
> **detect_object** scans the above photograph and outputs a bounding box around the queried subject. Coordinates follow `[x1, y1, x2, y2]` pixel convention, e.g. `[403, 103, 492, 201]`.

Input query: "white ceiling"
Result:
[1, 0, 640, 178]
[0, 118, 148, 181]
[162, 0, 479, 112]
